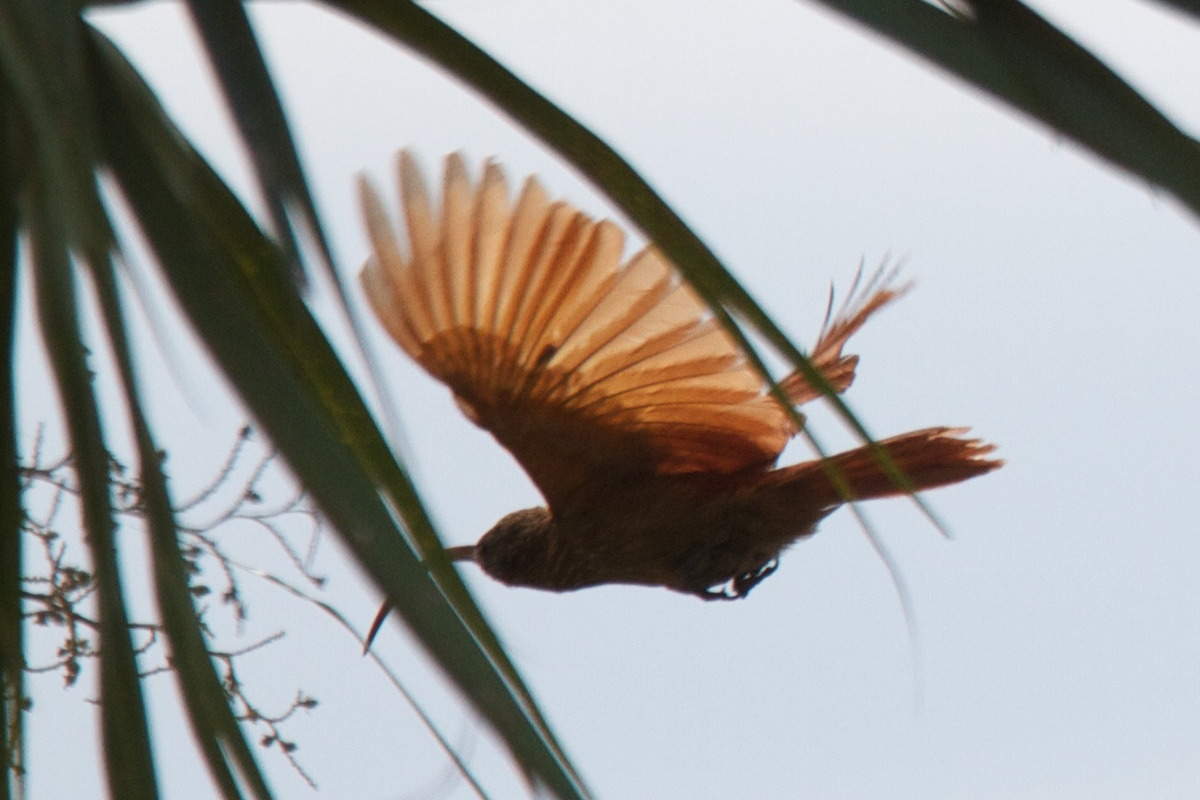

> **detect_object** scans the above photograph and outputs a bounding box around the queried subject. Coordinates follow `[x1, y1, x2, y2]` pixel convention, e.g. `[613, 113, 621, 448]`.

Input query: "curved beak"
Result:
[364, 543, 481, 655]
[444, 544, 477, 562]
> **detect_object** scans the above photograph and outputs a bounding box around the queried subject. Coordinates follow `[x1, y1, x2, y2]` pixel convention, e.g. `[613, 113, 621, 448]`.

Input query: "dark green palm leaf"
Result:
[0, 83, 25, 800]
[806, 0, 1200, 219]
[184, 0, 334, 285]
[0, 1, 111, 262]
[26, 167, 160, 800]
[87, 27, 588, 800]
[1147, 0, 1200, 25]
[88, 230, 274, 799]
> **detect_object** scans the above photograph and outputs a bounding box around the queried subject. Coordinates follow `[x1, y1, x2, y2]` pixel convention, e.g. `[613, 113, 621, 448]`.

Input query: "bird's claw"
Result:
[733, 559, 778, 596]
[699, 559, 779, 600]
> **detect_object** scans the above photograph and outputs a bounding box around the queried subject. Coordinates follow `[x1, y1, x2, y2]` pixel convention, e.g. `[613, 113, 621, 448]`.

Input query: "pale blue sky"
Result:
[21, 1, 1200, 798]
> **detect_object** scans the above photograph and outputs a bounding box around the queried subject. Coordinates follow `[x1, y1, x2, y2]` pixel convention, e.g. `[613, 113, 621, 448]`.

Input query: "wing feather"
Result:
[395, 152, 443, 337]
[504, 203, 579, 360]
[781, 264, 910, 406]
[441, 153, 473, 331]
[361, 152, 810, 509]
[547, 248, 677, 377]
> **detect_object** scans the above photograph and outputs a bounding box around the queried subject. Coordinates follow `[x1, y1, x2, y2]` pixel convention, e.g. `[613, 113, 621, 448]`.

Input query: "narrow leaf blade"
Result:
[26, 175, 160, 800]
[88, 28, 589, 800]
[185, 0, 334, 285]
[0, 83, 26, 800]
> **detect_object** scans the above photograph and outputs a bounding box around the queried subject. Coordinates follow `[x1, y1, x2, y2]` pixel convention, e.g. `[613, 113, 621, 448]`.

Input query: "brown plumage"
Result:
[360, 151, 1001, 605]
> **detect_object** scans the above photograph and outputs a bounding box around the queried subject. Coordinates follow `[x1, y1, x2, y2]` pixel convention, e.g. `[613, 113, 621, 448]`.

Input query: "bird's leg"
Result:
[700, 586, 740, 601]
[696, 559, 780, 600]
[731, 559, 779, 598]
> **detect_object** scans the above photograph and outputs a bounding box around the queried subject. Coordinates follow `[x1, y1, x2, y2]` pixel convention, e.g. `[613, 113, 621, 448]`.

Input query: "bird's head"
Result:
[447, 507, 556, 588]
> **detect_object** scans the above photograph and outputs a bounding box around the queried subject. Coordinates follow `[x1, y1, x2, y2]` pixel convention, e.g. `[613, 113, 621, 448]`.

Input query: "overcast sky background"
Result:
[18, 1, 1200, 798]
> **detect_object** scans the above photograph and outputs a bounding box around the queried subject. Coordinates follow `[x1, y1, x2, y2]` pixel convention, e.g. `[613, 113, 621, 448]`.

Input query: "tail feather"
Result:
[776, 427, 1001, 506]
[780, 266, 910, 407]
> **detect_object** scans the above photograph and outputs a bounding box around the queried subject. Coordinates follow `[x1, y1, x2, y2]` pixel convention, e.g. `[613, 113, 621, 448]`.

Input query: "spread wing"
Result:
[360, 151, 794, 511]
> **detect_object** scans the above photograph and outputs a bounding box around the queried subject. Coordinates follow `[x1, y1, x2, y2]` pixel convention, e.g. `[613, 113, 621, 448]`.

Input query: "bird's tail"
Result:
[779, 266, 910, 407]
[774, 427, 1001, 507]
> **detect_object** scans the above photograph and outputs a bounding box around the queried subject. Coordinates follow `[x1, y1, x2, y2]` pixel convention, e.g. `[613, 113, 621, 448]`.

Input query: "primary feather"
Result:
[361, 151, 815, 510]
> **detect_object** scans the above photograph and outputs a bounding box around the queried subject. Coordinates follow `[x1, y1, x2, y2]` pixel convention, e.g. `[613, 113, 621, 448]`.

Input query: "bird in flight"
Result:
[359, 151, 1000, 611]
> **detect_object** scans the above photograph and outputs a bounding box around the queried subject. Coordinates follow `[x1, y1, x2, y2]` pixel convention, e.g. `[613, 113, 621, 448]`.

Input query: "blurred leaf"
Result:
[185, 0, 413, 479]
[0, 1, 111, 262]
[806, 0, 1200, 219]
[88, 27, 589, 800]
[25, 162, 159, 800]
[184, 0, 333, 285]
[968, 0, 1200, 209]
[89, 237, 274, 800]
[0, 83, 25, 800]
[1148, 0, 1200, 23]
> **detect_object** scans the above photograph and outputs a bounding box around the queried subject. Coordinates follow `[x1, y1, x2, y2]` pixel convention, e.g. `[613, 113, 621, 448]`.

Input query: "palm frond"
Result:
[806, 0, 1200, 219]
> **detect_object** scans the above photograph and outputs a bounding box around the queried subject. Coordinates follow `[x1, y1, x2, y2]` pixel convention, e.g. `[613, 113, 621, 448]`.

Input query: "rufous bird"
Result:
[360, 151, 1001, 611]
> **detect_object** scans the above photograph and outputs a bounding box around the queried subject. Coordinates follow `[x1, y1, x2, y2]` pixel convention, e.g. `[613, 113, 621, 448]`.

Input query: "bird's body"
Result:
[471, 470, 805, 597]
[465, 425, 982, 598]
[359, 151, 1001, 604]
